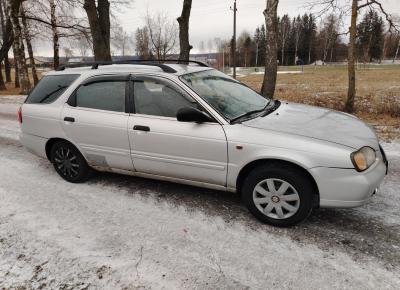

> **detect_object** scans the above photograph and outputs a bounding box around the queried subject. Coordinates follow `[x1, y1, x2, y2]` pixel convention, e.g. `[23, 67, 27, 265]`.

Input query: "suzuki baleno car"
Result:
[19, 61, 388, 227]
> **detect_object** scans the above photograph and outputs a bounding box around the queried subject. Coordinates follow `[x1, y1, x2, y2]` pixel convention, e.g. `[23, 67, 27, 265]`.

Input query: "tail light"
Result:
[17, 106, 23, 124]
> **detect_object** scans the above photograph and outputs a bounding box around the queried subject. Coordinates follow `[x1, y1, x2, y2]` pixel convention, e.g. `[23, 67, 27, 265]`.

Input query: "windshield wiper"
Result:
[230, 100, 278, 124]
[39, 85, 68, 103]
[230, 106, 269, 124]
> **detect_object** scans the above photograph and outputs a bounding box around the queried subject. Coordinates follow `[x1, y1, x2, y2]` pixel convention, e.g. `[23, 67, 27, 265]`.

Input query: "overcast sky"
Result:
[34, 0, 400, 56]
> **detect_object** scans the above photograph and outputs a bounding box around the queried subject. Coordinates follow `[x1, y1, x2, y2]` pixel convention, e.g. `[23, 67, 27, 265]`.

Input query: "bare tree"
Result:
[75, 36, 91, 57]
[345, 0, 358, 112]
[22, 0, 91, 68]
[394, 37, 400, 63]
[10, 0, 31, 94]
[112, 23, 131, 56]
[145, 12, 178, 60]
[0, 0, 11, 83]
[177, 0, 192, 63]
[49, 0, 60, 68]
[63, 46, 73, 61]
[311, 0, 399, 113]
[0, 0, 7, 89]
[261, 0, 279, 99]
[279, 14, 290, 65]
[319, 14, 340, 64]
[293, 16, 302, 65]
[83, 0, 111, 61]
[12, 44, 19, 88]
[20, 4, 38, 85]
[135, 27, 151, 59]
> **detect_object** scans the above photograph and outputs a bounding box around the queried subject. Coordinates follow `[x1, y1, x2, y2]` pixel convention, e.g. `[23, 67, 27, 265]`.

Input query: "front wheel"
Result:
[242, 164, 315, 227]
[50, 141, 92, 183]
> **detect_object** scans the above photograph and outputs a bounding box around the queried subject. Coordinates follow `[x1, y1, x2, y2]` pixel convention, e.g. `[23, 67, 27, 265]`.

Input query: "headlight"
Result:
[351, 147, 376, 172]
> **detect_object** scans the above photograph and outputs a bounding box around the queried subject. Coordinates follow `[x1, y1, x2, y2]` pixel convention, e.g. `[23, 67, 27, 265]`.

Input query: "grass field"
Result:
[240, 65, 400, 140]
[1, 65, 399, 139]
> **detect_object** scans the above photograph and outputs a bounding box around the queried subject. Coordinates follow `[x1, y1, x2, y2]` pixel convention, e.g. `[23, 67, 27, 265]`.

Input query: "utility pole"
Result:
[231, 0, 237, 79]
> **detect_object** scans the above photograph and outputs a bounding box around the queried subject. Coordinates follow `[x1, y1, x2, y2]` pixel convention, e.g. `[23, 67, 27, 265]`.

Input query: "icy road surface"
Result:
[0, 96, 399, 289]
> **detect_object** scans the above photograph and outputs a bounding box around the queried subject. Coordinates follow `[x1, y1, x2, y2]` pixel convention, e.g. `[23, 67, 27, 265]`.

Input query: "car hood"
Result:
[243, 102, 379, 150]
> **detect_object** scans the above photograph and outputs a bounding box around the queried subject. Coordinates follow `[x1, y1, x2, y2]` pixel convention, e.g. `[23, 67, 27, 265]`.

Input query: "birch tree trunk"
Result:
[394, 38, 400, 63]
[345, 0, 358, 113]
[12, 44, 19, 88]
[83, 0, 112, 61]
[294, 33, 299, 65]
[4, 54, 11, 82]
[261, 0, 279, 99]
[49, 0, 60, 69]
[0, 0, 5, 90]
[21, 5, 38, 85]
[10, 0, 31, 94]
[0, 57, 5, 90]
[177, 0, 192, 63]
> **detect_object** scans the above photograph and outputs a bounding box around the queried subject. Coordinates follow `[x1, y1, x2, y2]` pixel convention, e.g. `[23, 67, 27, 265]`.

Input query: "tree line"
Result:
[0, 0, 399, 114]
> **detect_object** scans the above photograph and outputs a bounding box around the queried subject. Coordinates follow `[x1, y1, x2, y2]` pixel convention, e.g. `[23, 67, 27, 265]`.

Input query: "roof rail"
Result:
[55, 59, 209, 73]
[56, 60, 177, 73]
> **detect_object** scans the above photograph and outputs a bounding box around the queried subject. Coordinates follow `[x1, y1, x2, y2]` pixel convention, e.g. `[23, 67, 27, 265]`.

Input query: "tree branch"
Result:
[19, 15, 89, 33]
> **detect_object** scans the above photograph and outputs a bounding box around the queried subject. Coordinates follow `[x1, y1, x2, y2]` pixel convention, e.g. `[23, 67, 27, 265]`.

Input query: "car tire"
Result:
[242, 163, 315, 227]
[50, 141, 92, 183]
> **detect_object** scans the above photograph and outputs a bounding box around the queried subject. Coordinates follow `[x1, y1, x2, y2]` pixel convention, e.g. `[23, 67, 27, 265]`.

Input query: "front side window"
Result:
[26, 74, 80, 104]
[180, 69, 270, 121]
[75, 81, 126, 112]
[134, 79, 196, 118]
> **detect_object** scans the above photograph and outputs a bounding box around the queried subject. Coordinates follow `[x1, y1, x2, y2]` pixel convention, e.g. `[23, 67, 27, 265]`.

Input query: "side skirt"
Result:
[91, 165, 237, 193]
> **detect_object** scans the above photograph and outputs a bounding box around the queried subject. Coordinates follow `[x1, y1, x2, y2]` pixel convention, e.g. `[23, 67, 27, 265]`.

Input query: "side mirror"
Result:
[177, 107, 214, 123]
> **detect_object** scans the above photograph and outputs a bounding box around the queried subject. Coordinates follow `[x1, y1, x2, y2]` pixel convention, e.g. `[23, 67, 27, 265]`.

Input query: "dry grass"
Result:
[0, 69, 44, 96]
[240, 66, 400, 140]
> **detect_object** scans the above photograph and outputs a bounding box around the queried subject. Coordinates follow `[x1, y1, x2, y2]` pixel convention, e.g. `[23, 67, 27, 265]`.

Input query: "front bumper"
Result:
[310, 155, 387, 208]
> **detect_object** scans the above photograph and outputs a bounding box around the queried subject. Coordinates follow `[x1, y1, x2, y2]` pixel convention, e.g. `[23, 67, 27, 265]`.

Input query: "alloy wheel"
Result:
[54, 146, 80, 179]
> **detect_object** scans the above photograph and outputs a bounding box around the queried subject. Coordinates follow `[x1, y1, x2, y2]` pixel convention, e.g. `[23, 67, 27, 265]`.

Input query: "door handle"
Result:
[133, 125, 150, 132]
[64, 117, 75, 123]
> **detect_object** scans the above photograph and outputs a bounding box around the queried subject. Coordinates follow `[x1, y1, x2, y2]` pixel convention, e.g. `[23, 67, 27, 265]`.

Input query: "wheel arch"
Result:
[45, 138, 82, 161]
[236, 159, 320, 206]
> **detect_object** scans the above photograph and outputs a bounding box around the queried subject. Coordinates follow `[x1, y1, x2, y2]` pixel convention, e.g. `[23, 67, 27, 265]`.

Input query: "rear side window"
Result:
[75, 81, 126, 112]
[25, 74, 80, 104]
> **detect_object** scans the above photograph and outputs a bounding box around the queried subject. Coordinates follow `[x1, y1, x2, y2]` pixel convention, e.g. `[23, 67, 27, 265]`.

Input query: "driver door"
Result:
[128, 76, 228, 186]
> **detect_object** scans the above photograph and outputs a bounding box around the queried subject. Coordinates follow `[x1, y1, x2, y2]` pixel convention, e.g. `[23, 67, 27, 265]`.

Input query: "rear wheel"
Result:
[50, 141, 92, 183]
[242, 163, 315, 227]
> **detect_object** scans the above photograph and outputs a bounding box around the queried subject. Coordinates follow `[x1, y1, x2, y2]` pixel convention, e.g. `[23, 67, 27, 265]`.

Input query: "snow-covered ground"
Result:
[0, 96, 399, 289]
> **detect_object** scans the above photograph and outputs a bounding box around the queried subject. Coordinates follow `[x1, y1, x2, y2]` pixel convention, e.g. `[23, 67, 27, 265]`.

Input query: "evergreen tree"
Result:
[254, 25, 266, 66]
[357, 11, 384, 62]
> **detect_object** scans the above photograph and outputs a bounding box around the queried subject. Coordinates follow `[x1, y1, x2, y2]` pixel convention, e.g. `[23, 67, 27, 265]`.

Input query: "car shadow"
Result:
[88, 171, 400, 268]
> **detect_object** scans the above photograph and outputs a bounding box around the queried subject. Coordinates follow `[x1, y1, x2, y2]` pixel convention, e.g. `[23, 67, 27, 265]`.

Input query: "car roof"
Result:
[45, 63, 214, 78]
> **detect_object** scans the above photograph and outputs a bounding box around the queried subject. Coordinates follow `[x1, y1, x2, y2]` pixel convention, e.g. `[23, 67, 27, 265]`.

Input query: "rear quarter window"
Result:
[25, 74, 80, 104]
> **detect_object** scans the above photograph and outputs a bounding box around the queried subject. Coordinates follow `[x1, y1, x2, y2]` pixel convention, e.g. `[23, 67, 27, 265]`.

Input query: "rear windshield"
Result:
[25, 74, 80, 104]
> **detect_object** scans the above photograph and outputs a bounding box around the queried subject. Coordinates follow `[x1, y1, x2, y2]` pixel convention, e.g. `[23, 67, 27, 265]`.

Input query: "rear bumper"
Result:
[310, 158, 387, 208]
[19, 132, 48, 159]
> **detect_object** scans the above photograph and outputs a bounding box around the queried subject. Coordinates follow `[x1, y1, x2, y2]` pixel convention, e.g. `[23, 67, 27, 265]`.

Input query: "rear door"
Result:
[62, 75, 134, 171]
[127, 76, 228, 186]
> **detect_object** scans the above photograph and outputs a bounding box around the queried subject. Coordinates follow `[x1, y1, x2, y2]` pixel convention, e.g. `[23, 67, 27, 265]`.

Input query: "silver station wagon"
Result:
[19, 61, 388, 227]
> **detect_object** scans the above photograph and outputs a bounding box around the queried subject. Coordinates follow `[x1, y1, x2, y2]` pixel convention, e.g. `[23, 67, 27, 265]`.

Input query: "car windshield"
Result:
[180, 70, 271, 121]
